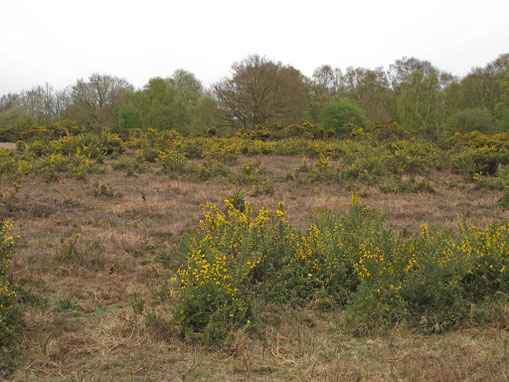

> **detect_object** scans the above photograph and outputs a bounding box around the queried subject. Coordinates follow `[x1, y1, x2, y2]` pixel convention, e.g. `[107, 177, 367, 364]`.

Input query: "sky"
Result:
[1, 0, 508, 95]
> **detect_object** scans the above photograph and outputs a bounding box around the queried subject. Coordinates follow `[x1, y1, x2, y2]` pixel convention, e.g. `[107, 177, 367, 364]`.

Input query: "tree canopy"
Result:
[2, 52, 509, 135]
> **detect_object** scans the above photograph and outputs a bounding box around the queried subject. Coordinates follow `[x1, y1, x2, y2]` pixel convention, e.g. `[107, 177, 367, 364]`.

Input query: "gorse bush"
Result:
[1, 120, 508, 194]
[0, 220, 21, 371]
[172, 194, 509, 343]
[35, 151, 100, 181]
[451, 131, 509, 179]
[498, 168, 509, 209]
[173, 199, 293, 343]
[157, 150, 187, 173]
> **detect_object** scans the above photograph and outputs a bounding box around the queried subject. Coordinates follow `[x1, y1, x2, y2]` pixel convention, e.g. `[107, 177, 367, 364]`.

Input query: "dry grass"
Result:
[4, 154, 509, 381]
[0, 142, 16, 152]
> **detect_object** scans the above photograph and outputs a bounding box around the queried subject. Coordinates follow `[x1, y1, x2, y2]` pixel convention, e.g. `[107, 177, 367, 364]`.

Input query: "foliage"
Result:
[118, 105, 142, 130]
[283, 121, 328, 139]
[172, 194, 509, 343]
[446, 108, 495, 134]
[251, 178, 275, 196]
[35, 152, 99, 181]
[318, 98, 369, 137]
[396, 69, 445, 130]
[68, 73, 130, 126]
[173, 199, 293, 343]
[0, 220, 21, 371]
[157, 150, 187, 173]
[451, 132, 509, 179]
[214, 54, 308, 128]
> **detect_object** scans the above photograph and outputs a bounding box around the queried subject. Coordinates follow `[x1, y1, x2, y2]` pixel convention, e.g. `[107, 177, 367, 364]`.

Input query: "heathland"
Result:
[0, 121, 508, 380]
[1, 52, 509, 380]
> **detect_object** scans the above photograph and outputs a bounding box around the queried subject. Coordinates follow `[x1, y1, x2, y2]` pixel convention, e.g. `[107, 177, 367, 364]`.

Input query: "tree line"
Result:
[1, 53, 508, 137]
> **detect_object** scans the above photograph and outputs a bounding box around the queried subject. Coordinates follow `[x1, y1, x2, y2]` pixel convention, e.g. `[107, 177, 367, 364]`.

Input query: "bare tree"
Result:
[69, 73, 129, 125]
[0, 83, 71, 122]
[213, 55, 308, 128]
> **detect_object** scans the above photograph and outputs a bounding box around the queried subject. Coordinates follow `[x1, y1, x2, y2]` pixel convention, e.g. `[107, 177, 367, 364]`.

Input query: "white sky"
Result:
[1, 0, 508, 95]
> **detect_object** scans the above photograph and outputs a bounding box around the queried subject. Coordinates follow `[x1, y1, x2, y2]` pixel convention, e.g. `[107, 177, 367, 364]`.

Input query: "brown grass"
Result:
[3, 154, 509, 381]
[0, 142, 16, 151]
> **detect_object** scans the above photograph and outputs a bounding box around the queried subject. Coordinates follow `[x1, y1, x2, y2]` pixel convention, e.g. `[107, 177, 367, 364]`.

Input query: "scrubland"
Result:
[1, 122, 509, 381]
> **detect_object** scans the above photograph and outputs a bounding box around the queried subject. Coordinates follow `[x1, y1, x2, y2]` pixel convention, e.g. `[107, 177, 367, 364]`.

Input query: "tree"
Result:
[341, 66, 394, 123]
[170, 69, 203, 107]
[307, 65, 344, 120]
[191, 94, 224, 134]
[125, 70, 204, 133]
[389, 57, 455, 129]
[318, 98, 369, 137]
[68, 73, 130, 126]
[388, 57, 437, 92]
[167, 69, 204, 131]
[396, 70, 444, 129]
[0, 83, 71, 122]
[213, 54, 308, 128]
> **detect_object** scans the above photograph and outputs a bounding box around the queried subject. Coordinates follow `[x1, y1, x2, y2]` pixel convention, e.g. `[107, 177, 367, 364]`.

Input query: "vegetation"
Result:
[1, 52, 509, 379]
[0, 220, 20, 372]
[2, 53, 508, 136]
[318, 98, 370, 137]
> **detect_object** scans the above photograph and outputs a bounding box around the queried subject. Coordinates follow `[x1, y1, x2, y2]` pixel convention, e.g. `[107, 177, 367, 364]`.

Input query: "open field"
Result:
[2, 143, 509, 380]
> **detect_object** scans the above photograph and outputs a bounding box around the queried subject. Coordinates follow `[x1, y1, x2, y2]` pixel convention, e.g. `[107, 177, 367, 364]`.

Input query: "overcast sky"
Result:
[1, 0, 508, 95]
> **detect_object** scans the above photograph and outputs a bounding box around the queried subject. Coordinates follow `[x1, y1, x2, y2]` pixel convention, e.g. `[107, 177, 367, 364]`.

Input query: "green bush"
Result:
[0, 108, 36, 141]
[318, 99, 370, 138]
[447, 108, 495, 134]
[118, 105, 142, 130]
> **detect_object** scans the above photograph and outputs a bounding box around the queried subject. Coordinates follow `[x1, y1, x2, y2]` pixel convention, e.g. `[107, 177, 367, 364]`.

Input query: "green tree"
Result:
[307, 65, 344, 120]
[341, 66, 395, 124]
[191, 95, 224, 134]
[128, 70, 204, 133]
[396, 70, 445, 129]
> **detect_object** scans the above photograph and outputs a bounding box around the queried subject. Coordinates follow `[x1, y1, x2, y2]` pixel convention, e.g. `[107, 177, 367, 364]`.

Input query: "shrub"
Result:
[171, 194, 509, 343]
[251, 179, 275, 196]
[191, 160, 229, 182]
[231, 159, 267, 184]
[35, 152, 98, 181]
[498, 186, 509, 209]
[447, 108, 495, 134]
[157, 150, 187, 173]
[388, 138, 443, 175]
[318, 99, 370, 138]
[498, 167, 509, 209]
[0, 220, 21, 372]
[118, 105, 142, 130]
[283, 121, 326, 139]
[173, 200, 293, 343]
